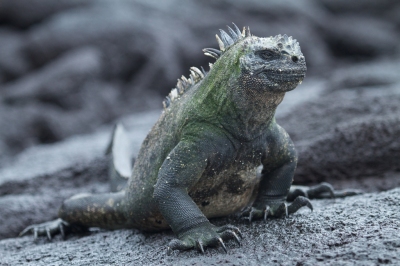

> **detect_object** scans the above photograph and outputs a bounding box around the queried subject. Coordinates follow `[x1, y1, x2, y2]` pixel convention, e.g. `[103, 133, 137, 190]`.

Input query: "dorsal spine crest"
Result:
[163, 23, 247, 109]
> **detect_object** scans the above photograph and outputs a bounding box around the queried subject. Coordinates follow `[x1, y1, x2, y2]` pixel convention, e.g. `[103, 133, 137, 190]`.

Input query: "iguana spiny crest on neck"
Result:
[163, 23, 305, 108]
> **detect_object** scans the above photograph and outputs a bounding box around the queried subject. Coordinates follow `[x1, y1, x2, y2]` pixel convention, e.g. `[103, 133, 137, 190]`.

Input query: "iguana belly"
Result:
[189, 166, 261, 218]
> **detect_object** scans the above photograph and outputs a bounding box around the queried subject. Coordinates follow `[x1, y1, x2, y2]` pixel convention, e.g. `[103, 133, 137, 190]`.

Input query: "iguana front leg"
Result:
[248, 158, 313, 221]
[245, 124, 312, 221]
[153, 139, 241, 254]
[246, 125, 361, 221]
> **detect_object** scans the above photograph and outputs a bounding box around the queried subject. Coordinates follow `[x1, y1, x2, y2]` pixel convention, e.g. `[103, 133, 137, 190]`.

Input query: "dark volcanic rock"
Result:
[0, 28, 31, 82]
[320, 0, 398, 14]
[24, 4, 153, 72]
[0, 46, 159, 161]
[2, 46, 103, 103]
[278, 88, 400, 143]
[329, 58, 400, 89]
[278, 84, 400, 184]
[321, 14, 398, 58]
[0, 0, 92, 28]
[296, 115, 400, 183]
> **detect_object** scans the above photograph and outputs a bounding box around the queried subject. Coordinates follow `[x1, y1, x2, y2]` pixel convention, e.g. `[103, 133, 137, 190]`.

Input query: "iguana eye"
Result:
[257, 50, 276, 60]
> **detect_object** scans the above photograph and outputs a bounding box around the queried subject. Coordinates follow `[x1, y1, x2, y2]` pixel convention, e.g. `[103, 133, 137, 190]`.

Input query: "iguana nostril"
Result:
[291, 55, 298, 63]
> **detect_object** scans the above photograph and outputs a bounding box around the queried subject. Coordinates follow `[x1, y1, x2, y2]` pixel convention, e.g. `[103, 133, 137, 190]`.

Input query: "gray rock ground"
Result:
[1, 0, 400, 265]
[2, 188, 399, 265]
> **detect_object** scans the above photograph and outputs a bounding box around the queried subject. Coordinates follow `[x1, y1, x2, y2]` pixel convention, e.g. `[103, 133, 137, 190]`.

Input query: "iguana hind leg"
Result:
[287, 183, 362, 201]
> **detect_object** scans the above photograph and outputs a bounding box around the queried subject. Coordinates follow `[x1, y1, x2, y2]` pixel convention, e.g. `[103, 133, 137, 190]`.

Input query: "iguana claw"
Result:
[247, 206, 269, 222]
[218, 237, 227, 253]
[215, 224, 243, 239]
[46, 228, 52, 240]
[248, 207, 255, 222]
[219, 229, 241, 247]
[274, 202, 288, 217]
[264, 205, 270, 221]
[33, 228, 38, 240]
[196, 239, 205, 253]
[166, 223, 241, 255]
[287, 196, 313, 214]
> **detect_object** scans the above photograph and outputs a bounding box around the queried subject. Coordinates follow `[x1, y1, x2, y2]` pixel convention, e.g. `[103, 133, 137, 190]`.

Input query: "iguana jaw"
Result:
[244, 55, 306, 92]
[257, 69, 305, 83]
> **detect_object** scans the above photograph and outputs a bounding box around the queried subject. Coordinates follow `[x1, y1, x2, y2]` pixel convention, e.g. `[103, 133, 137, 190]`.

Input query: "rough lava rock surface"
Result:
[2, 188, 400, 265]
[1, 0, 400, 265]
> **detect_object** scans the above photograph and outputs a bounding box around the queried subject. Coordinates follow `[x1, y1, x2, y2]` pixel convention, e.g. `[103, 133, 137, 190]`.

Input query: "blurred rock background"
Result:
[0, 1, 400, 265]
[0, 0, 399, 166]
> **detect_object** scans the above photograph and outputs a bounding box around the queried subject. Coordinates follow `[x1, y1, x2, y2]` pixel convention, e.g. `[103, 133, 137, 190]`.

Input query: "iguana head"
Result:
[237, 33, 306, 93]
[204, 24, 306, 94]
[165, 24, 306, 120]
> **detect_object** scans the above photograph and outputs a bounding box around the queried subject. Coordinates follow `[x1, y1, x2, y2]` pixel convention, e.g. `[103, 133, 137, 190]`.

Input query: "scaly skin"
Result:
[22, 24, 350, 253]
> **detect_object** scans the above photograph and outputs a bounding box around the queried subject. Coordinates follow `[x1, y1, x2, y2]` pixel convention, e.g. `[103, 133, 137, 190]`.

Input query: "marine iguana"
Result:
[20, 23, 357, 253]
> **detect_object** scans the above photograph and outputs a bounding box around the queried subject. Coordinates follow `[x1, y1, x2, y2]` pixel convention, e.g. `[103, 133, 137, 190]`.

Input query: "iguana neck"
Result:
[185, 68, 285, 142]
[218, 85, 285, 141]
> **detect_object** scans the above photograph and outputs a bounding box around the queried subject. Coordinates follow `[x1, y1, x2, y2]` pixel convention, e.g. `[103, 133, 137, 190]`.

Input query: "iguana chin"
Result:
[20, 23, 356, 254]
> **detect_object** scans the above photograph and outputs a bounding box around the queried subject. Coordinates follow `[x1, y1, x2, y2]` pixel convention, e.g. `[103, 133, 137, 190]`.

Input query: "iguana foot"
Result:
[19, 218, 70, 240]
[245, 196, 313, 222]
[288, 182, 362, 201]
[167, 223, 242, 255]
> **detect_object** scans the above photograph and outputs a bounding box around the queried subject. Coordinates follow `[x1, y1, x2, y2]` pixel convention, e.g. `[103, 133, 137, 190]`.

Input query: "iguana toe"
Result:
[272, 202, 289, 217]
[288, 182, 362, 201]
[245, 197, 313, 221]
[167, 238, 193, 254]
[244, 205, 273, 222]
[215, 224, 243, 239]
[246, 207, 263, 222]
[167, 223, 242, 254]
[308, 182, 335, 198]
[331, 188, 363, 198]
[219, 230, 241, 247]
[287, 196, 313, 214]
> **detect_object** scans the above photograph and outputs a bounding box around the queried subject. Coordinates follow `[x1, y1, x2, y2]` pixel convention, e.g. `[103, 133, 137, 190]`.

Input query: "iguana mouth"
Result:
[257, 70, 305, 82]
